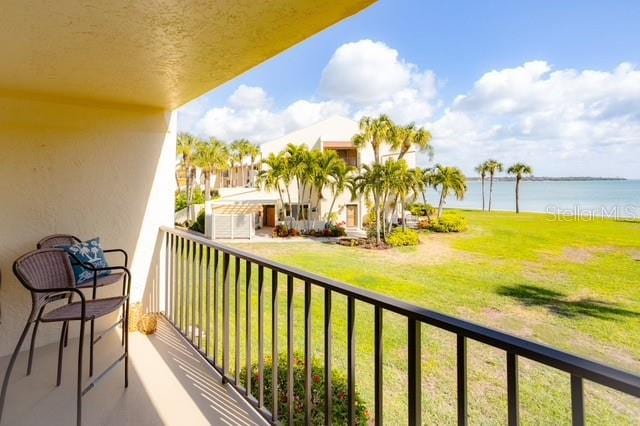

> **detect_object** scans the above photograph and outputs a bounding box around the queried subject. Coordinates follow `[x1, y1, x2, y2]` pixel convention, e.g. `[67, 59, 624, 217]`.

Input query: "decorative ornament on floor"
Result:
[137, 313, 158, 335]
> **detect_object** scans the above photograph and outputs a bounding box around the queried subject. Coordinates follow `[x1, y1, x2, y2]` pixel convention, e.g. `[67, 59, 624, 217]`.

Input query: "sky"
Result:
[178, 0, 640, 178]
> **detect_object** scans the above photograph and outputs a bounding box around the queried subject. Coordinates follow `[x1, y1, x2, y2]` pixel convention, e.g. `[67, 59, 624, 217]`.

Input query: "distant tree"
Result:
[353, 163, 386, 245]
[326, 160, 353, 221]
[475, 161, 489, 211]
[484, 159, 504, 212]
[176, 132, 201, 220]
[432, 165, 467, 218]
[507, 163, 533, 213]
[390, 123, 433, 161]
[258, 153, 292, 223]
[352, 115, 394, 164]
[193, 138, 229, 201]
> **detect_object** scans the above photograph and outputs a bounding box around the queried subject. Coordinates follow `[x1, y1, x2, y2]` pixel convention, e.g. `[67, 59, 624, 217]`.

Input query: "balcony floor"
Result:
[1, 317, 266, 426]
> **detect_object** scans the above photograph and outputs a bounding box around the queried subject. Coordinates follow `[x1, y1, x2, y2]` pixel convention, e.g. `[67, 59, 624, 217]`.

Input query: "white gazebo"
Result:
[205, 190, 280, 239]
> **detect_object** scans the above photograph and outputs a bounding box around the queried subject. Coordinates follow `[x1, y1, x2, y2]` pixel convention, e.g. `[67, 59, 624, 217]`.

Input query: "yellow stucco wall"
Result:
[0, 94, 176, 356]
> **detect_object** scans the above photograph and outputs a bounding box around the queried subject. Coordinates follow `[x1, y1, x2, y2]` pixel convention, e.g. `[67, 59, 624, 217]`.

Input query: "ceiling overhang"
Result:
[0, 1, 376, 109]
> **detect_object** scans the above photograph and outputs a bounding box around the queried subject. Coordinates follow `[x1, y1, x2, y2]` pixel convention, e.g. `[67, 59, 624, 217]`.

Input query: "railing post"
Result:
[258, 265, 265, 408]
[222, 252, 230, 382]
[347, 297, 355, 426]
[324, 289, 332, 426]
[246, 261, 252, 397]
[213, 249, 219, 364]
[507, 352, 519, 426]
[374, 306, 383, 426]
[304, 281, 312, 425]
[235, 257, 241, 385]
[457, 335, 468, 426]
[571, 375, 585, 426]
[205, 247, 211, 358]
[287, 275, 294, 425]
[271, 270, 279, 422]
[408, 318, 421, 426]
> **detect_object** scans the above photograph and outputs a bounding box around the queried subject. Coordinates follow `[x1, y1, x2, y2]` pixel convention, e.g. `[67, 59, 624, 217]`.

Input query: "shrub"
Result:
[273, 224, 289, 237]
[427, 213, 468, 233]
[417, 219, 430, 230]
[408, 203, 435, 218]
[175, 189, 217, 212]
[188, 210, 205, 233]
[239, 354, 369, 425]
[386, 229, 420, 247]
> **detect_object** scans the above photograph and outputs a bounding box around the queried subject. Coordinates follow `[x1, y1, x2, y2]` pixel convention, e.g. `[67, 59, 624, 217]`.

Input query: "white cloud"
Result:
[192, 40, 439, 142]
[320, 40, 413, 104]
[182, 41, 640, 177]
[228, 84, 271, 109]
[430, 61, 640, 177]
[194, 85, 349, 142]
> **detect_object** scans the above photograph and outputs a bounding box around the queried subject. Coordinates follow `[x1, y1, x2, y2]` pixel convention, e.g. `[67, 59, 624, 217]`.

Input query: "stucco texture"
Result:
[0, 95, 175, 356]
[0, 0, 375, 109]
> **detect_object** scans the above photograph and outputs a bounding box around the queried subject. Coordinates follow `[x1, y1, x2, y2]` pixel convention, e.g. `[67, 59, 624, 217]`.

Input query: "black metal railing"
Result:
[159, 226, 640, 425]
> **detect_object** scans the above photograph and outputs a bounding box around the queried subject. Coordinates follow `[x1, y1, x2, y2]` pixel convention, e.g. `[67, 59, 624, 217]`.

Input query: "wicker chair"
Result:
[34, 234, 128, 377]
[0, 249, 130, 426]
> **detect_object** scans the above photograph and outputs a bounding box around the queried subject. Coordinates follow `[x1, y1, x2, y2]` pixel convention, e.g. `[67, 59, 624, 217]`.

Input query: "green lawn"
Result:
[220, 210, 640, 424]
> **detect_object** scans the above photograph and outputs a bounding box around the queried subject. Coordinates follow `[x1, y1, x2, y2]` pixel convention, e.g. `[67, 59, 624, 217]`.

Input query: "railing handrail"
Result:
[161, 225, 640, 398]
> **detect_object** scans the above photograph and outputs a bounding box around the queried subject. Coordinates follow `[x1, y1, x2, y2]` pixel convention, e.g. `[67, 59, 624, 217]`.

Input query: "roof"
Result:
[0, 1, 375, 108]
[214, 190, 279, 204]
[260, 115, 359, 156]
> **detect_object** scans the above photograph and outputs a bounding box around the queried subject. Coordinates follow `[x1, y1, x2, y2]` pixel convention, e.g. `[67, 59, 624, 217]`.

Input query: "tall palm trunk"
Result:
[488, 174, 494, 212]
[515, 177, 521, 213]
[374, 194, 381, 245]
[481, 176, 485, 211]
[204, 171, 211, 201]
[438, 189, 446, 218]
[401, 198, 406, 231]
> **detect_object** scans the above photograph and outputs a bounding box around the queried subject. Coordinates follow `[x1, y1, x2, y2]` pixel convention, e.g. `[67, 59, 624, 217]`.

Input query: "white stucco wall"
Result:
[0, 94, 175, 356]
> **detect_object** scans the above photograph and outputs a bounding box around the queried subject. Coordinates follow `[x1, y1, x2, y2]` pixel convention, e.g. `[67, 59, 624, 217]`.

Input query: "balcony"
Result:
[0, 315, 266, 426]
[2, 226, 639, 425]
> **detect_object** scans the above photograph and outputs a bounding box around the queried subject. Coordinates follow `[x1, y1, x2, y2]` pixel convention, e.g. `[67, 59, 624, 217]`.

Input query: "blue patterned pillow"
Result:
[58, 237, 111, 284]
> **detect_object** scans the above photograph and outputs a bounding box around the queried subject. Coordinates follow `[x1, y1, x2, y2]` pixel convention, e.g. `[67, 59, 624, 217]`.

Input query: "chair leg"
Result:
[57, 321, 68, 386]
[0, 320, 33, 423]
[124, 300, 129, 388]
[64, 321, 70, 348]
[77, 320, 85, 426]
[26, 306, 46, 376]
[26, 320, 40, 376]
[64, 294, 73, 348]
[89, 319, 94, 377]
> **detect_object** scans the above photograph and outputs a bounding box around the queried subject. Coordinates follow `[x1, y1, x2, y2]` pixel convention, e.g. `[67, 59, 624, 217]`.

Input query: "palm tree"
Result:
[326, 160, 353, 222]
[193, 138, 229, 201]
[390, 123, 433, 161]
[386, 160, 414, 231]
[353, 163, 386, 245]
[229, 139, 253, 186]
[286, 143, 311, 222]
[475, 162, 489, 211]
[245, 142, 261, 186]
[352, 114, 394, 164]
[484, 159, 503, 212]
[310, 150, 342, 224]
[507, 163, 533, 213]
[258, 153, 290, 222]
[432, 165, 467, 218]
[176, 132, 201, 220]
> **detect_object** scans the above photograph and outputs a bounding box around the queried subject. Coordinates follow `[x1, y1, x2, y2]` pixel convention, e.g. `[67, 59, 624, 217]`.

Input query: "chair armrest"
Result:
[67, 254, 132, 298]
[103, 248, 128, 267]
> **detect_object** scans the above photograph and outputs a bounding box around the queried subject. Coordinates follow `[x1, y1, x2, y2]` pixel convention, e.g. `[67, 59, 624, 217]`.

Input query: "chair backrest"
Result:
[13, 249, 75, 295]
[37, 234, 81, 249]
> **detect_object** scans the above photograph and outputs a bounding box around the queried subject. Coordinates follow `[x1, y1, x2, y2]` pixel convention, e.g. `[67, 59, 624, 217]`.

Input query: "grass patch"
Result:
[220, 210, 640, 423]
